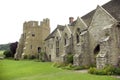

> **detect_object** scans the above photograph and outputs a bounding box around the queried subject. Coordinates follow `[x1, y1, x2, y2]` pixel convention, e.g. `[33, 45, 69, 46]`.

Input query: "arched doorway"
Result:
[38, 47, 41, 53]
[49, 55, 51, 61]
[37, 47, 41, 60]
[94, 44, 100, 55]
[93, 44, 100, 64]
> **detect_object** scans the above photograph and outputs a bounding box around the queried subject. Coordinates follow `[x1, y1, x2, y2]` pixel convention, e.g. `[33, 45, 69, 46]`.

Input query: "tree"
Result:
[9, 41, 18, 57]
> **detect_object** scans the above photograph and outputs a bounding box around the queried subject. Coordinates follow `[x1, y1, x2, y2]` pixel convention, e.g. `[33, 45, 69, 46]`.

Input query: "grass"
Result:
[0, 59, 119, 80]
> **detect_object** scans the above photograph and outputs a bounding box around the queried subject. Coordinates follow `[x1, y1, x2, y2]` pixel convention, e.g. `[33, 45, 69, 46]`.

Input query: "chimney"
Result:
[69, 17, 74, 24]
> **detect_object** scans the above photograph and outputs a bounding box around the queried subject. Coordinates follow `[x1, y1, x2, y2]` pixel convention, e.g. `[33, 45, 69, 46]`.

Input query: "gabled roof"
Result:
[81, 0, 120, 26]
[102, 0, 120, 21]
[45, 0, 120, 41]
[45, 25, 65, 41]
[81, 10, 96, 26]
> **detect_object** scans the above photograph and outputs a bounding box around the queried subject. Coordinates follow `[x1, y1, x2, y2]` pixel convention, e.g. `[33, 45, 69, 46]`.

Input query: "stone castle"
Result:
[15, 18, 50, 59]
[15, 0, 120, 69]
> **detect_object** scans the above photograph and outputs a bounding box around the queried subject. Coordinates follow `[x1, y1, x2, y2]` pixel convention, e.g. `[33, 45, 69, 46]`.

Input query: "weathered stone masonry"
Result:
[45, 0, 120, 69]
[15, 18, 50, 59]
[15, 0, 120, 69]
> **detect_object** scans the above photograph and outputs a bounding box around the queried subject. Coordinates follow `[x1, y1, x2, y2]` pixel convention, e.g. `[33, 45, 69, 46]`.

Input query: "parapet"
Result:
[23, 21, 38, 27]
[23, 18, 50, 27]
[40, 18, 50, 26]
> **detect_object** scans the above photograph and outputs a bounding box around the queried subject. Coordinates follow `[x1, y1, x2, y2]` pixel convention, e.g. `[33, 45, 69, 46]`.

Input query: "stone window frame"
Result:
[32, 33, 35, 37]
[56, 36, 60, 57]
[76, 28, 81, 44]
[64, 33, 68, 46]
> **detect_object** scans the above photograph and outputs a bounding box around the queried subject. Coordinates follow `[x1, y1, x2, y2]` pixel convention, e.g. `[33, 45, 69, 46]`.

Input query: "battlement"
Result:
[23, 18, 49, 27]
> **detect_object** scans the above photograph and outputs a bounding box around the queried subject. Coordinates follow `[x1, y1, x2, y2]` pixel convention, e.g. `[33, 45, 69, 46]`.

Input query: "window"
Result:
[38, 47, 41, 53]
[76, 28, 80, 43]
[56, 37, 59, 57]
[32, 34, 35, 37]
[77, 28, 80, 32]
[64, 38, 67, 45]
[64, 33, 68, 45]
[76, 33, 79, 43]
[56, 41, 59, 47]
[56, 48, 59, 57]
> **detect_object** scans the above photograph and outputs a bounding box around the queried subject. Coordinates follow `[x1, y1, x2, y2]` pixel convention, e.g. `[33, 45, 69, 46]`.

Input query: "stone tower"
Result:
[14, 18, 50, 59]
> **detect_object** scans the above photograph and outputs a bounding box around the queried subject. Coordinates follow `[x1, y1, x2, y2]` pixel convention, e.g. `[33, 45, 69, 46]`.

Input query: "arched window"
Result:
[64, 33, 68, 45]
[76, 33, 79, 43]
[56, 37, 59, 47]
[76, 28, 80, 43]
[56, 37, 59, 57]
[94, 44, 100, 55]
[38, 47, 41, 53]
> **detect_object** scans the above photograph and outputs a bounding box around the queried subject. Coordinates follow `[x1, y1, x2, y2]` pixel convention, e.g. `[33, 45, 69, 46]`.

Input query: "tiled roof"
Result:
[82, 0, 120, 26]
[102, 0, 120, 21]
[81, 10, 96, 26]
[45, 0, 120, 40]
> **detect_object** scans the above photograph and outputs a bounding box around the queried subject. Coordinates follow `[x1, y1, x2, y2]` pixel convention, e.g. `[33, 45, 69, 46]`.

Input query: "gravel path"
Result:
[74, 70, 88, 73]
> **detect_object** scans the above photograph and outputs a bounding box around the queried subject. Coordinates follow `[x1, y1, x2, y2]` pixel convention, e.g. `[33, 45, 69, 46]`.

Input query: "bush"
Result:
[23, 55, 28, 59]
[114, 67, 120, 75]
[3, 50, 12, 58]
[53, 62, 67, 68]
[38, 52, 48, 62]
[53, 62, 90, 70]
[9, 42, 18, 57]
[88, 67, 96, 74]
[88, 65, 120, 75]
[29, 55, 36, 59]
[104, 66, 115, 75]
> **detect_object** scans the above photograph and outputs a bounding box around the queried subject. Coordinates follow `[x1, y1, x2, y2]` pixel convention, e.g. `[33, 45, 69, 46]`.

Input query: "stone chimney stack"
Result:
[69, 17, 74, 24]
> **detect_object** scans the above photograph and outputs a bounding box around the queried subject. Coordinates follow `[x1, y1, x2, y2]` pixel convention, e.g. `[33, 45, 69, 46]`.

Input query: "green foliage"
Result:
[29, 55, 36, 59]
[0, 43, 10, 51]
[53, 62, 90, 71]
[53, 62, 67, 68]
[3, 50, 12, 58]
[66, 54, 73, 64]
[88, 65, 120, 75]
[2, 42, 18, 58]
[72, 65, 90, 70]
[114, 67, 120, 75]
[88, 67, 96, 74]
[39, 52, 48, 62]
[23, 55, 28, 59]
[9, 42, 18, 57]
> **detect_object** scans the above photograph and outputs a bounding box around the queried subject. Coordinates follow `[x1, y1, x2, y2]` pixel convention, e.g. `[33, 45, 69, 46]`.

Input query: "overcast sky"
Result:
[0, 0, 110, 44]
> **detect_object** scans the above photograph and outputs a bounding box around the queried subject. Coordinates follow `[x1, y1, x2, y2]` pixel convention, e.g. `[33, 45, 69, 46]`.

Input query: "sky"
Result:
[0, 0, 110, 44]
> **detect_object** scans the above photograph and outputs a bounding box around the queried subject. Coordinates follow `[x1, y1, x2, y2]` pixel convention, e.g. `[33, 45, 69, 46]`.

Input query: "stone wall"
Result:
[15, 18, 50, 59]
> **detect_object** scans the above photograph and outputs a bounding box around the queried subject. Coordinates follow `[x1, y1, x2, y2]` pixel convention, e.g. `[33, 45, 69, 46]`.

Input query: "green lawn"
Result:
[0, 59, 119, 80]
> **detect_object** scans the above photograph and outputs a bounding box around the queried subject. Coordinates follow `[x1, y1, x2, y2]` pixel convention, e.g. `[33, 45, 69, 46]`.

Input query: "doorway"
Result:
[93, 44, 100, 64]
[38, 47, 41, 53]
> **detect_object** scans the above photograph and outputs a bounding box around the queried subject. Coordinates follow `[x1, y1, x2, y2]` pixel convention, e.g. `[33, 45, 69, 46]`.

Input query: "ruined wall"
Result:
[15, 19, 50, 59]
[88, 6, 117, 66]
[14, 34, 25, 59]
[73, 18, 90, 66]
